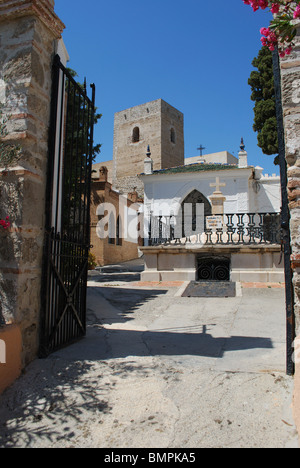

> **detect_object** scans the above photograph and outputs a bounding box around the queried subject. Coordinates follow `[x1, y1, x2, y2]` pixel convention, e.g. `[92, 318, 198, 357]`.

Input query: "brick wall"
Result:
[0, 1, 64, 376]
[90, 174, 141, 266]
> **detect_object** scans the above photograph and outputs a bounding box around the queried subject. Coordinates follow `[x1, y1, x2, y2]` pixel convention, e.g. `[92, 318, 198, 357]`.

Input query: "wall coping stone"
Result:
[0, 0, 65, 38]
[0, 165, 43, 181]
[141, 245, 282, 254]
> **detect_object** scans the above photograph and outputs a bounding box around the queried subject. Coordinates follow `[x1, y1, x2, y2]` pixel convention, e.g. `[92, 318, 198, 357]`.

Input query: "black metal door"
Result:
[197, 257, 230, 282]
[40, 55, 96, 357]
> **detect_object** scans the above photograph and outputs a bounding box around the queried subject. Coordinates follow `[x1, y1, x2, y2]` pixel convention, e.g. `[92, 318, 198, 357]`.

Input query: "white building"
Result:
[141, 144, 281, 222]
[139, 143, 284, 286]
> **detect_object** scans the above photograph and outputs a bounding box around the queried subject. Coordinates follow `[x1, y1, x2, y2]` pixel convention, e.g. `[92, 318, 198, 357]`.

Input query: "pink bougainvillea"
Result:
[243, 0, 300, 56]
[0, 217, 10, 230]
[295, 3, 300, 17]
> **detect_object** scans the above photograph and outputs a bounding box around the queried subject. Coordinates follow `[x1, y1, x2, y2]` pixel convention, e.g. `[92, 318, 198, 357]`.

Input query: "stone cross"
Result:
[210, 177, 226, 193]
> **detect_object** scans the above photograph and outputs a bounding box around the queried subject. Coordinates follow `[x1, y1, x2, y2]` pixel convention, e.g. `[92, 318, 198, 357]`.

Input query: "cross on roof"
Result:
[197, 145, 206, 157]
[210, 176, 226, 193]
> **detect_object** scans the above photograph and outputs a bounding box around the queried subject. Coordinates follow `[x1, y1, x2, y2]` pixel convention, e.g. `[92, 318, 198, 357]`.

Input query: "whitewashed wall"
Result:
[141, 167, 281, 220]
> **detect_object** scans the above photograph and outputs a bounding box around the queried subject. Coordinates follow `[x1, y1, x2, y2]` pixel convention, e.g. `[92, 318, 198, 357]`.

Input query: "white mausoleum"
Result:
[139, 143, 284, 285]
[142, 145, 281, 219]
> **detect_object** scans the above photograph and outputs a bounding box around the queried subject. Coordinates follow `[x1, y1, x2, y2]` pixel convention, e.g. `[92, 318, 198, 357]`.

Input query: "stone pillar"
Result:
[0, 0, 64, 382]
[279, 19, 300, 442]
[209, 177, 226, 216]
[283, 22, 300, 335]
[209, 192, 226, 216]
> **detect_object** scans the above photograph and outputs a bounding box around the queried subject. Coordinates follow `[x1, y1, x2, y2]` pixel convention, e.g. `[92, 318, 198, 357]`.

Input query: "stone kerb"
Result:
[0, 0, 64, 379]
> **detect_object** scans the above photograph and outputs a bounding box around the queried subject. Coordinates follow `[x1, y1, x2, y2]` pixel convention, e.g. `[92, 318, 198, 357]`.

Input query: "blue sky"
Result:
[55, 0, 277, 174]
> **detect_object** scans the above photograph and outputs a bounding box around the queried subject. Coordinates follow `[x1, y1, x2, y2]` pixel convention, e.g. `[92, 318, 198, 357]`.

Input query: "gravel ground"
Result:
[0, 270, 298, 448]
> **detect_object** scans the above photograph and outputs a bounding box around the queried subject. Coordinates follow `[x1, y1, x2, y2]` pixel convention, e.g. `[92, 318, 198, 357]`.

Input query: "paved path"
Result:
[0, 265, 298, 448]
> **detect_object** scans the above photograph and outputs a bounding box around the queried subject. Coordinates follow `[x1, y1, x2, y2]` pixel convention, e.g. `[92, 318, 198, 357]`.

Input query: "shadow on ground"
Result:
[0, 355, 155, 448]
[87, 286, 169, 324]
[83, 285, 274, 361]
[0, 278, 283, 448]
[88, 258, 144, 284]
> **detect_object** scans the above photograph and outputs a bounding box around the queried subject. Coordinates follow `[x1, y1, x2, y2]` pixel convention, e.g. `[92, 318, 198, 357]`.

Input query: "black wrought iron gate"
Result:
[40, 55, 96, 357]
[273, 49, 295, 376]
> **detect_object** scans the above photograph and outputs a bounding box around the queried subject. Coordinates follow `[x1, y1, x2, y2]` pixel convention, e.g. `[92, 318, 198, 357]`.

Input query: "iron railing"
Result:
[148, 212, 281, 246]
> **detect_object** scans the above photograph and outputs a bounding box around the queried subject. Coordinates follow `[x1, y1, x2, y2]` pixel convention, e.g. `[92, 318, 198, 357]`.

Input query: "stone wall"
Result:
[280, 19, 300, 442]
[113, 174, 145, 199]
[140, 245, 283, 283]
[284, 21, 300, 334]
[0, 0, 64, 379]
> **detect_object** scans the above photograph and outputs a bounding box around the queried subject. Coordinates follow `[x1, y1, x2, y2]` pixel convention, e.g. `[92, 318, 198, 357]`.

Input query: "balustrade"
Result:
[148, 212, 281, 246]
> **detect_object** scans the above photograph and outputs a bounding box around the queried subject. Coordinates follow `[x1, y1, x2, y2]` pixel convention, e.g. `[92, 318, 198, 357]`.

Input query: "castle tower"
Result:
[112, 99, 184, 195]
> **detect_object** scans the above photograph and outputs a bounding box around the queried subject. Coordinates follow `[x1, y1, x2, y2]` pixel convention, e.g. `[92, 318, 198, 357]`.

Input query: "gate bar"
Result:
[273, 49, 295, 376]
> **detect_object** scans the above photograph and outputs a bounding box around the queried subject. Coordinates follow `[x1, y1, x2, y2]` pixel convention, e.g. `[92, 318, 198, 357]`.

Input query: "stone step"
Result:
[182, 281, 236, 298]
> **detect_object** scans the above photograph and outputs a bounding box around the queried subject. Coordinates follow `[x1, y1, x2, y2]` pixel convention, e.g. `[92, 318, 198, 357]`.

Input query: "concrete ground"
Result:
[0, 259, 299, 448]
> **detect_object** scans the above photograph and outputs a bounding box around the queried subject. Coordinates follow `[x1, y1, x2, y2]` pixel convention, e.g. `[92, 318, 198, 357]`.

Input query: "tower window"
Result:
[170, 128, 176, 144]
[132, 127, 140, 143]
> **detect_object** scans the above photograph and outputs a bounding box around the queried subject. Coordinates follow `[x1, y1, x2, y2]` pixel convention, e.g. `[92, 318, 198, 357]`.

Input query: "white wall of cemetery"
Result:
[141, 167, 281, 219]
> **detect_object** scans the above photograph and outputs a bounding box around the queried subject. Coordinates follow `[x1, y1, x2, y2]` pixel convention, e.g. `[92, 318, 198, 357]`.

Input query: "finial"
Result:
[240, 138, 245, 151]
[144, 145, 153, 174]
